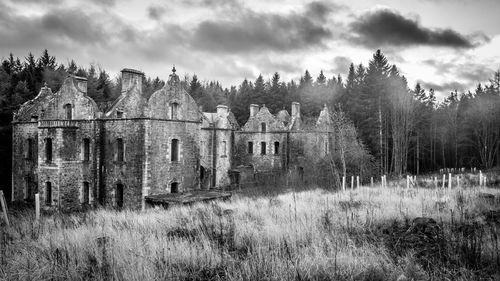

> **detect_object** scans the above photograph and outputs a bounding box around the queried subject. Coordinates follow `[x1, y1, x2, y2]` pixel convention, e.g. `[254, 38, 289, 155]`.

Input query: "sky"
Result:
[1, 0, 499, 99]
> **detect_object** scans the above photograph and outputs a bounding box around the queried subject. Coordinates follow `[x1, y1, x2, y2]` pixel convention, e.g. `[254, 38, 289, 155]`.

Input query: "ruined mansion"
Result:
[11, 68, 335, 210]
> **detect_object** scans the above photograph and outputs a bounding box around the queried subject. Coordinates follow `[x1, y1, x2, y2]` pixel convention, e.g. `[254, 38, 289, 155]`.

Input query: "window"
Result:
[83, 138, 90, 161]
[222, 141, 227, 156]
[248, 142, 253, 154]
[171, 139, 179, 162]
[116, 138, 124, 162]
[45, 182, 52, 206]
[26, 138, 34, 160]
[274, 142, 280, 155]
[64, 103, 72, 120]
[170, 182, 179, 193]
[116, 183, 124, 209]
[261, 142, 266, 155]
[45, 138, 52, 163]
[170, 102, 179, 120]
[82, 181, 89, 204]
[261, 122, 266, 132]
[116, 111, 123, 118]
[24, 176, 32, 200]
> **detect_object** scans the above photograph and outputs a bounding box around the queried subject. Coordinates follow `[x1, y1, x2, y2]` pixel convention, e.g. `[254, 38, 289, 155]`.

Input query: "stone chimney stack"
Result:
[249, 104, 259, 117]
[291, 102, 301, 118]
[121, 68, 144, 92]
[217, 105, 228, 117]
[72, 75, 88, 93]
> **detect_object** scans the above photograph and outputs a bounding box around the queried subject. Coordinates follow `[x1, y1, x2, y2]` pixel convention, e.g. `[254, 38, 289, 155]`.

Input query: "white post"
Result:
[456, 175, 460, 188]
[356, 176, 360, 189]
[406, 175, 409, 189]
[381, 175, 384, 188]
[442, 174, 446, 189]
[35, 193, 40, 221]
[448, 173, 452, 190]
[434, 177, 437, 188]
[370, 177, 373, 188]
[351, 176, 354, 190]
[342, 176, 346, 191]
[479, 171, 483, 186]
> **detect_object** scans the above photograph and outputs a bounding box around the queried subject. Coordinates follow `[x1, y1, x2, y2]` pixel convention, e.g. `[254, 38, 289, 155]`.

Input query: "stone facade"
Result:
[11, 67, 335, 211]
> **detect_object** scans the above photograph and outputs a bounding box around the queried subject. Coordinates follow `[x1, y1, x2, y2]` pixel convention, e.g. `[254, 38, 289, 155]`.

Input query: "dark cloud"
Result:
[305, 1, 346, 21]
[148, 5, 167, 20]
[190, 7, 333, 53]
[88, 0, 116, 6]
[348, 8, 488, 49]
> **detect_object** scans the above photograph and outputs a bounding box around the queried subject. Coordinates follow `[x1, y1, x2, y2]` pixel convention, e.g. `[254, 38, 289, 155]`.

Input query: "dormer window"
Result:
[116, 111, 123, 118]
[261, 122, 266, 132]
[170, 102, 179, 120]
[64, 104, 72, 120]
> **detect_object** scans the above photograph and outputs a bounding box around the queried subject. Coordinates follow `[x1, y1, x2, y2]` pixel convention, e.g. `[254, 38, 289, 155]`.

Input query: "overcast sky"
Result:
[1, 0, 499, 99]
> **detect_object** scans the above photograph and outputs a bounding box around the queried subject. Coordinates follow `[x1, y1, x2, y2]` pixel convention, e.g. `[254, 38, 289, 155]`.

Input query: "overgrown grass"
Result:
[1, 184, 500, 280]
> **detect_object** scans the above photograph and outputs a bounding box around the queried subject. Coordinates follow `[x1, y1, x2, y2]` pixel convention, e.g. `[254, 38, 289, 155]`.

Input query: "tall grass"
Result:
[1, 184, 499, 280]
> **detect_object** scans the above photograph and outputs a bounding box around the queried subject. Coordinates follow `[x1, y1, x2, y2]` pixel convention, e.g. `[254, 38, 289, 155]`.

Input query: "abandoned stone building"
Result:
[11, 67, 335, 211]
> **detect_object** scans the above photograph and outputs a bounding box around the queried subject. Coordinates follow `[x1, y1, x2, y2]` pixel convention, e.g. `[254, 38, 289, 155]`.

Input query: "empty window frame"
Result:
[45, 138, 53, 163]
[170, 182, 179, 193]
[261, 122, 266, 132]
[24, 176, 32, 200]
[26, 138, 34, 160]
[170, 102, 179, 120]
[83, 138, 90, 161]
[116, 138, 124, 162]
[171, 139, 179, 162]
[45, 182, 52, 206]
[116, 183, 124, 208]
[261, 142, 266, 155]
[274, 141, 280, 155]
[116, 110, 123, 118]
[248, 142, 253, 154]
[82, 181, 90, 204]
[64, 103, 72, 120]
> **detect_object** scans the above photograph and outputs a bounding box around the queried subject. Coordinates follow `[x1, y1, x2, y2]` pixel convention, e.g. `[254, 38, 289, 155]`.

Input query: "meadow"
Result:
[1, 178, 500, 281]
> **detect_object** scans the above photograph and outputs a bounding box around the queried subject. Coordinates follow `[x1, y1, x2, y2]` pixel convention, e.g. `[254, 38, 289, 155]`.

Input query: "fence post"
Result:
[370, 177, 373, 188]
[479, 171, 483, 186]
[448, 173, 452, 190]
[351, 176, 354, 190]
[456, 175, 460, 189]
[442, 174, 446, 189]
[0, 190, 9, 227]
[406, 175, 409, 189]
[342, 176, 346, 191]
[35, 193, 40, 221]
[356, 176, 360, 189]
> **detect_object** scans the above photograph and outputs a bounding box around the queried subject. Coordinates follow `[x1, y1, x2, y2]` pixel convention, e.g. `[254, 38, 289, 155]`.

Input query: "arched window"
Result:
[45, 138, 52, 163]
[171, 139, 179, 162]
[64, 103, 72, 120]
[26, 138, 34, 160]
[24, 176, 32, 200]
[170, 102, 179, 120]
[274, 141, 280, 155]
[248, 142, 253, 154]
[261, 142, 266, 155]
[116, 138, 124, 162]
[82, 181, 90, 204]
[83, 138, 90, 161]
[45, 182, 52, 206]
[261, 122, 266, 132]
[116, 183, 124, 209]
[171, 182, 179, 193]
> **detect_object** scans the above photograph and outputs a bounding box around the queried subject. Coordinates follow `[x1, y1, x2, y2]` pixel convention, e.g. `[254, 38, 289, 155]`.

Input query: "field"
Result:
[1, 181, 500, 280]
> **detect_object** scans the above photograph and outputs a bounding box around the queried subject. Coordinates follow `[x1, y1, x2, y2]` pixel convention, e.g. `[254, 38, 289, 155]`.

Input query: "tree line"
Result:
[1, 49, 499, 189]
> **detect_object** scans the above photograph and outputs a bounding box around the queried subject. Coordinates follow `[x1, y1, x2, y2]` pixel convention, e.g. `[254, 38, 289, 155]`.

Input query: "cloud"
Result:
[419, 80, 467, 93]
[148, 5, 167, 20]
[330, 56, 351, 74]
[348, 8, 488, 49]
[189, 5, 333, 53]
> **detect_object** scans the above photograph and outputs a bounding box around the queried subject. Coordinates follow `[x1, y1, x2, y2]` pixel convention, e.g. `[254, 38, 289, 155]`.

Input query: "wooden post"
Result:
[35, 193, 40, 221]
[342, 176, 346, 191]
[0, 190, 9, 227]
[456, 175, 460, 188]
[479, 171, 483, 186]
[356, 176, 360, 189]
[448, 173, 452, 190]
[351, 176, 354, 190]
[370, 177, 373, 188]
[381, 175, 384, 188]
[442, 174, 446, 189]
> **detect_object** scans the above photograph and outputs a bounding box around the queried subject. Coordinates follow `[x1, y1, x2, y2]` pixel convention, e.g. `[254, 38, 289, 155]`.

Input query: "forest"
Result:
[1, 49, 499, 195]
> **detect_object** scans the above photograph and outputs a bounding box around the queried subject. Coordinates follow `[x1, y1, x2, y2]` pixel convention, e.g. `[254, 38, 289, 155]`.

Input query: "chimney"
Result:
[291, 102, 301, 117]
[249, 104, 259, 117]
[121, 68, 144, 92]
[72, 75, 88, 93]
[216, 105, 228, 117]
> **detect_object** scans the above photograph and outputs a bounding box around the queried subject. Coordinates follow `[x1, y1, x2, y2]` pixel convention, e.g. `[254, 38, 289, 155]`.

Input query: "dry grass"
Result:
[1, 184, 500, 280]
